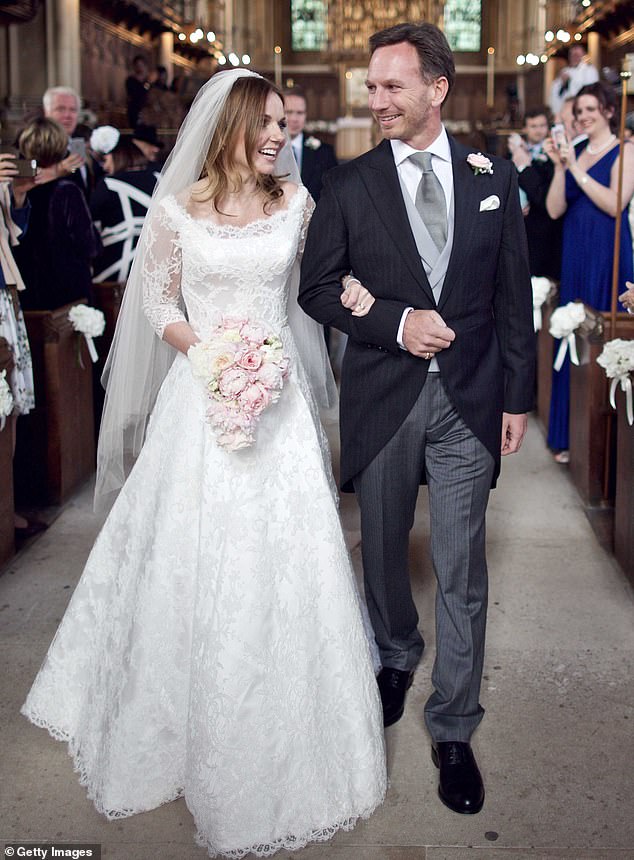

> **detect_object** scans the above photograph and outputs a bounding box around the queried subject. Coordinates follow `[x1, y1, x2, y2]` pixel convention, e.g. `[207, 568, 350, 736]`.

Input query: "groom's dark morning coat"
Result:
[299, 137, 535, 491]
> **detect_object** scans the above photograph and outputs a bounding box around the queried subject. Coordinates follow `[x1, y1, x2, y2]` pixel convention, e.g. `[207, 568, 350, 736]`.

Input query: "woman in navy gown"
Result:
[545, 82, 634, 460]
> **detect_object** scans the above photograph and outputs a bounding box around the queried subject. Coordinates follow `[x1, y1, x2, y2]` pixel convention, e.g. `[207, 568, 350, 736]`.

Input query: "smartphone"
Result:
[551, 124, 566, 147]
[68, 137, 87, 159]
[0, 148, 37, 177]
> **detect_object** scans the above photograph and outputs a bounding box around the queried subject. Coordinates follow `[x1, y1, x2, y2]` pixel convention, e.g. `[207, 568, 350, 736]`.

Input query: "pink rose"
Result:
[239, 382, 271, 416]
[218, 366, 249, 398]
[222, 316, 246, 330]
[257, 361, 286, 390]
[236, 348, 263, 371]
[466, 152, 493, 174]
[240, 322, 268, 345]
[217, 429, 253, 451]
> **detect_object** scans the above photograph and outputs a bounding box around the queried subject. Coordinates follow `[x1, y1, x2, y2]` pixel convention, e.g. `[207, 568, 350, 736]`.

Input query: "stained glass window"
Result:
[443, 0, 482, 53]
[291, 0, 328, 52]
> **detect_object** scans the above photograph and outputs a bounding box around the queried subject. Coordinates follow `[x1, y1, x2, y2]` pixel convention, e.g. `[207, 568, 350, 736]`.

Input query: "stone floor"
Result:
[1, 415, 633, 859]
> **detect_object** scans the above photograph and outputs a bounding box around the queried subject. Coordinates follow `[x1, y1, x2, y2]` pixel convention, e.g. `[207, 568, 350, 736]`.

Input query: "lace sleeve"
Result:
[297, 193, 316, 260]
[142, 200, 187, 337]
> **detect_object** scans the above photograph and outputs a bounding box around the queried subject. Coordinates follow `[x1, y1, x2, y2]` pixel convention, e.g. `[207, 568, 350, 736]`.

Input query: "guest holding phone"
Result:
[0, 153, 43, 539]
[13, 118, 101, 312]
[544, 82, 634, 462]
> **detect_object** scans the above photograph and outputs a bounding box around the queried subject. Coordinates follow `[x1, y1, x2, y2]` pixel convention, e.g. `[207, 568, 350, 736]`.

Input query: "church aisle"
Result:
[1, 416, 633, 859]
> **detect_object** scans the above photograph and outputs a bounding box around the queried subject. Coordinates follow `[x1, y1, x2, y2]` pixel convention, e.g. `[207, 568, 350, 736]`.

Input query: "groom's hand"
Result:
[402, 310, 455, 358]
[501, 412, 528, 455]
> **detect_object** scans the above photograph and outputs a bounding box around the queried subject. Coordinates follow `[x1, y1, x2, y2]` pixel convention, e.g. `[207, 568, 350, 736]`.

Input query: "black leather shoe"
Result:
[377, 667, 414, 727]
[431, 742, 484, 814]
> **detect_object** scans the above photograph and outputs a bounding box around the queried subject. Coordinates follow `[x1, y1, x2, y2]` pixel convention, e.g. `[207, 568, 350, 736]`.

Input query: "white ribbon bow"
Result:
[609, 375, 634, 426]
[83, 335, 99, 363]
[553, 333, 580, 371]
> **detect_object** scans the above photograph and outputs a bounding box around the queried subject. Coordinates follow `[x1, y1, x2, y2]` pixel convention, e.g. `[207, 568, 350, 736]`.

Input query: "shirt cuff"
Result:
[397, 307, 414, 350]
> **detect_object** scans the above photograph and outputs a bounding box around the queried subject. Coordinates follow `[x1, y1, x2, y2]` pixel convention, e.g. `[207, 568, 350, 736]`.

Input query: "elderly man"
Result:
[41, 86, 93, 196]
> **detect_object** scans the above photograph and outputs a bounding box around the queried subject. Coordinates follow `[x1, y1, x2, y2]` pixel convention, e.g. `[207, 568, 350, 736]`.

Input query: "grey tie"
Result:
[410, 151, 447, 252]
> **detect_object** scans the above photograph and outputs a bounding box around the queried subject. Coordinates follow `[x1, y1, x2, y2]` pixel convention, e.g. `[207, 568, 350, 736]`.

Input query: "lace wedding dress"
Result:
[22, 185, 386, 858]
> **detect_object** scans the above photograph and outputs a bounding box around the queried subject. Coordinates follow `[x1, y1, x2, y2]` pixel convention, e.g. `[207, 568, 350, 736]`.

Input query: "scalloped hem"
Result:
[22, 705, 387, 855]
[194, 798, 386, 859]
[20, 706, 185, 819]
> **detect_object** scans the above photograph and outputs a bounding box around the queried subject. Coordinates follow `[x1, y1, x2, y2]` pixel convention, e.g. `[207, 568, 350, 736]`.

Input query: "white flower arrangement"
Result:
[68, 305, 106, 364]
[597, 338, 634, 426]
[90, 125, 120, 156]
[549, 301, 586, 370]
[531, 276, 554, 332]
[304, 136, 322, 150]
[0, 369, 14, 431]
[466, 152, 493, 175]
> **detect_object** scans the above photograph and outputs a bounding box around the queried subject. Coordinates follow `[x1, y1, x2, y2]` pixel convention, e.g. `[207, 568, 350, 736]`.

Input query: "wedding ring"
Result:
[424, 352, 433, 360]
[357, 303, 365, 311]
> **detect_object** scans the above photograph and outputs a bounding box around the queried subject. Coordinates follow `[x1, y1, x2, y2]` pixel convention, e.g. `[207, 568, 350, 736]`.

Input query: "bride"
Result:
[22, 69, 386, 857]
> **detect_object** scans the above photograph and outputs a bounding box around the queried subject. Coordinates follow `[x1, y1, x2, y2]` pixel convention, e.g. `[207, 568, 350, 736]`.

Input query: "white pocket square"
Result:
[479, 194, 500, 212]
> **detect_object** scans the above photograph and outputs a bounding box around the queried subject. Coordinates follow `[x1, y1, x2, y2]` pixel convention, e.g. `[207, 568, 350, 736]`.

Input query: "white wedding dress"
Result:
[22, 184, 387, 857]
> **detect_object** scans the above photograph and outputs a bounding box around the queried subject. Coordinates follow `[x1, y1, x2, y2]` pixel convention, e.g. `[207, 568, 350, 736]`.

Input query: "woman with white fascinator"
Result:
[21, 69, 385, 856]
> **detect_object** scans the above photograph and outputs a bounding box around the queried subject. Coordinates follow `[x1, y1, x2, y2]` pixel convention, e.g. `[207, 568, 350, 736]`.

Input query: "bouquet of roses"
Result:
[68, 304, 106, 364]
[597, 338, 634, 426]
[549, 301, 586, 370]
[188, 317, 290, 452]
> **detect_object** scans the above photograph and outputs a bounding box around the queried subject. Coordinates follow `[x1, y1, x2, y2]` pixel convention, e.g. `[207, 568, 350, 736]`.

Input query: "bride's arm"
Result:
[142, 204, 200, 354]
[298, 194, 375, 318]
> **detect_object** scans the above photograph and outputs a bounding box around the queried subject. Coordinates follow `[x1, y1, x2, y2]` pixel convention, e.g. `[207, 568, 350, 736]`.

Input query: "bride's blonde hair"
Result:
[195, 76, 285, 215]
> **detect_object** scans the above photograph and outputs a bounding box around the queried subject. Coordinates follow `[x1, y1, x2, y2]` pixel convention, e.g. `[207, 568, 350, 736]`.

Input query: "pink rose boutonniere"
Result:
[188, 317, 290, 452]
[467, 152, 494, 175]
[305, 136, 322, 150]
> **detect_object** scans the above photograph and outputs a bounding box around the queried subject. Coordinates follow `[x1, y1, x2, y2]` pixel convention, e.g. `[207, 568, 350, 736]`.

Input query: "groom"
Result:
[299, 22, 535, 815]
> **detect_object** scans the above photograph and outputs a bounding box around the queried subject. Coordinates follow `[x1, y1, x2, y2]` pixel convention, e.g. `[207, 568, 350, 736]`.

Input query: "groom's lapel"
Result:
[357, 140, 435, 305]
[438, 137, 478, 312]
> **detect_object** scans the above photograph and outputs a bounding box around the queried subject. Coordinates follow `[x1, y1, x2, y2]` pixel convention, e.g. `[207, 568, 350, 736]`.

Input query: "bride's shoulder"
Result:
[278, 181, 308, 209]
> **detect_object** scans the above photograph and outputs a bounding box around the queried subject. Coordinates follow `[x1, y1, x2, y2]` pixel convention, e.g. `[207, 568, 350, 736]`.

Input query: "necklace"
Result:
[587, 134, 616, 155]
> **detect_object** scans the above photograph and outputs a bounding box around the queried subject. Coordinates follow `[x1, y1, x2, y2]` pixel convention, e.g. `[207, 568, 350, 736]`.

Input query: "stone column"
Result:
[159, 31, 174, 85]
[46, 0, 81, 91]
[587, 31, 600, 75]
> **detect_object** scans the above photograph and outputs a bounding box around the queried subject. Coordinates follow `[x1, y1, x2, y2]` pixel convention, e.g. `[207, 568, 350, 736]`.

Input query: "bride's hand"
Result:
[340, 275, 375, 317]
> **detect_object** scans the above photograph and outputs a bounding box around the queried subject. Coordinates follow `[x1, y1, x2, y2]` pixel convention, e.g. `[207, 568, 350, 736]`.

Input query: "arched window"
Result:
[443, 0, 482, 53]
[291, 0, 328, 52]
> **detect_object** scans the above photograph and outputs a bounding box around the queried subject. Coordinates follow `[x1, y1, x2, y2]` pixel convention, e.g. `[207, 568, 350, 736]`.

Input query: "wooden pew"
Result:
[0, 339, 15, 566]
[92, 280, 124, 365]
[569, 310, 634, 508]
[13, 302, 95, 506]
[92, 281, 124, 432]
[536, 293, 558, 434]
[614, 386, 634, 581]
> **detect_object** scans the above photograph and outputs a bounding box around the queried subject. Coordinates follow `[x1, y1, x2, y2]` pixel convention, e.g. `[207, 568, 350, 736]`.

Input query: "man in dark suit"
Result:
[509, 107, 562, 279]
[285, 89, 337, 202]
[299, 23, 535, 815]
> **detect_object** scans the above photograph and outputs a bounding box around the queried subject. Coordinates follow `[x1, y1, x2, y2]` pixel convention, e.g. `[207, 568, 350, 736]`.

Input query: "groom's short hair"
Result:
[369, 22, 455, 101]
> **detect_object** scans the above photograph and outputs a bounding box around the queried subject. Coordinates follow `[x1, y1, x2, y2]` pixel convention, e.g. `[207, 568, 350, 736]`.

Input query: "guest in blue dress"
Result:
[544, 82, 634, 460]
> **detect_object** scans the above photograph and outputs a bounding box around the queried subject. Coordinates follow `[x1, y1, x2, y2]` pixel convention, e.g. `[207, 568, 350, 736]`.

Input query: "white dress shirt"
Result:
[549, 61, 599, 116]
[390, 128, 453, 355]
